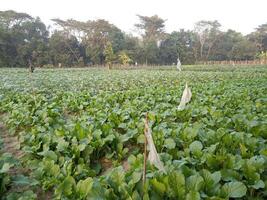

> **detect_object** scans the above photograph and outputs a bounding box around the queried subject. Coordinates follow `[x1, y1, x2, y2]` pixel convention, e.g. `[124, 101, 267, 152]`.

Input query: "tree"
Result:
[0, 25, 17, 67]
[53, 19, 126, 65]
[122, 34, 141, 64]
[52, 18, 85, 64]
[16, 17, 50, 67]
[49, 31, 82, 67]
[135, 15, 166, 64]
[194, 20, 221, 61]
[158, 34, 177, 65]
[104, 41, 115, 69]
[0, 10, 265, 67]
[231, 38, 257, 60]
[159, 30, 196, 65]
[212, 30, 243, 60]
[248, 23, 267, 53]
[0, 10, 32, 28]
[211, 30, 257, 61]
[0, 10, 33, 67]
[118, 51, 132, 65]
[0, 11, 49, 67]
[135, 15, 166, 41]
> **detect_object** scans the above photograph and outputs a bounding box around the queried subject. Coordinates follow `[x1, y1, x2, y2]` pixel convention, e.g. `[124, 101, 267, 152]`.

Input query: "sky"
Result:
[1, 0, 267, 35]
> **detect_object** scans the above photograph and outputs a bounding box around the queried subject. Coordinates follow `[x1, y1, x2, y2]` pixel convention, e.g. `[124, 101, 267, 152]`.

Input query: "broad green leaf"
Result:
[131, 190, 141, 200]
[151, 178, 166, 194]
[7, 190, 37, 200]
[12, 175, 39, 186]
[251, 179, 265, 189]
[78, 143, 86, 151]
[56, 137, 69, 152]
[186, 174, 204, 191]
[55, 176, 76, 197]
[183, 127, 198, 140]
[221, 169, 241, 182]
[103, 134, 115, 143]
[118, 123, 127, 129]
[132, 171, 142, 184]
[137, 134, 145, 144]
[119, 129, 138, 142]
[211, 171, 221, 184]
[164, 138, 176, 149]
[169, 171, 185, 199]
[0, 163, 11, 173]
[222, 181, 247, 198]
[77, 177, 93, 198]
[186, 191, 200, 200]
[38, 150, 58, 161]
[189, 141, 203, 153]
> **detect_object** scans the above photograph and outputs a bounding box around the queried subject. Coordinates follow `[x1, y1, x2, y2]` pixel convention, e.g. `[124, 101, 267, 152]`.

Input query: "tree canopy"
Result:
[0, 10, 265, 67]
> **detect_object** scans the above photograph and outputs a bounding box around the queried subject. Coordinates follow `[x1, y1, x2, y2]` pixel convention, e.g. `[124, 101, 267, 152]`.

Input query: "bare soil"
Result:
[0, 116, 52, 199]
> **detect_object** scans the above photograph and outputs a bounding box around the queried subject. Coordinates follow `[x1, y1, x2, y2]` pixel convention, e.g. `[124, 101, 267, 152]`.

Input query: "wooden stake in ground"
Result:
[142, 113, 148, 186]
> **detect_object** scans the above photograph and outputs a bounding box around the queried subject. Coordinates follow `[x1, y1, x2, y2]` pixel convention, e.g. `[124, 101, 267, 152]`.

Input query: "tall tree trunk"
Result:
[200, 43, 204, 60]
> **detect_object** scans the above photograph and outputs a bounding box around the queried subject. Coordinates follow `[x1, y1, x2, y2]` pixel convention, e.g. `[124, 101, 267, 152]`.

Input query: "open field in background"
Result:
[0, 65, 267, 199]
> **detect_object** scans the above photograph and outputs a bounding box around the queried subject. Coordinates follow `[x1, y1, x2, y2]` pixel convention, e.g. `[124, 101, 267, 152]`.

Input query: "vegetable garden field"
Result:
[0, 65, 267, 199]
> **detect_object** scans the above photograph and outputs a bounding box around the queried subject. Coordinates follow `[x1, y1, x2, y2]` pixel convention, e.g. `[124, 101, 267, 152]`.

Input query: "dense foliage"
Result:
[0, 10, 267, 67]
[0, 65, 266, 199]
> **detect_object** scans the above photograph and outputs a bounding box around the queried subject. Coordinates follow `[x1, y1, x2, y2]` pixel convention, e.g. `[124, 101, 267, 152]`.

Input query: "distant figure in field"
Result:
[28, 59, 34, 73]
[135, 62, 138, 67]
[28, 51, 37, 73]
[177, 57, 182, 71]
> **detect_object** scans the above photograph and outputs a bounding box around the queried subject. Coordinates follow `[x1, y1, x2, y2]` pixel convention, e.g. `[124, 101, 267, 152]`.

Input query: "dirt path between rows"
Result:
[0, 115, 52, 199]
[0, 123, 24, 160]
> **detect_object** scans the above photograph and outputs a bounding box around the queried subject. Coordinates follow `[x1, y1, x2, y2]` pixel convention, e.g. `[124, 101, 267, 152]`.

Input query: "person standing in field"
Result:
[28, 51, 37, 73]
[28, 59, 34, 73]
[177, 57, 182, 71]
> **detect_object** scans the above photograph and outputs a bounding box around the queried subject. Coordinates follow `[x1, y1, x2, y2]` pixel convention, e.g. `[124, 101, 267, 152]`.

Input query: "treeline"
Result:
[0, 10, 267, 67]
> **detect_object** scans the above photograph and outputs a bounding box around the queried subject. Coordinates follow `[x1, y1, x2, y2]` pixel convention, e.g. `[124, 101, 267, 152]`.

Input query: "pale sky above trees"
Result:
[1, 0, 267, 35]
